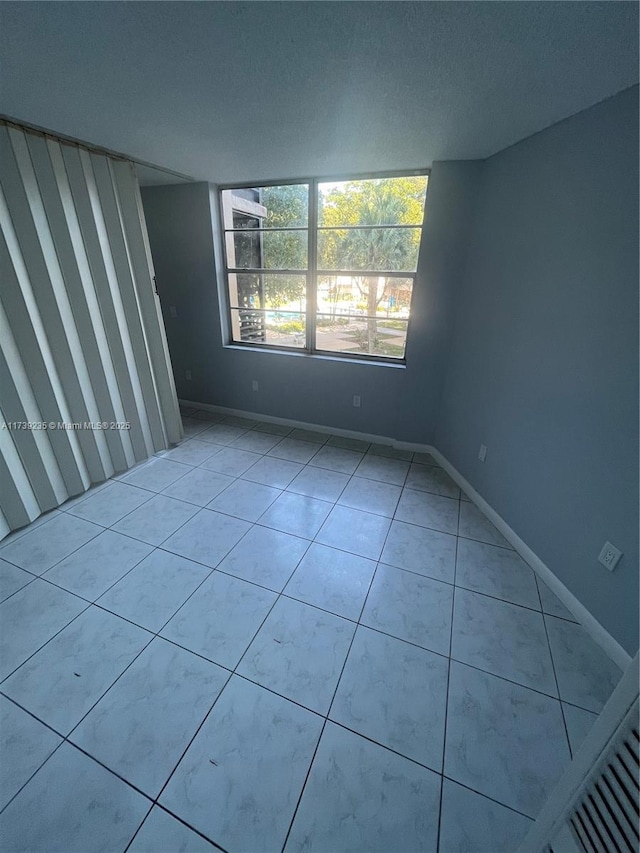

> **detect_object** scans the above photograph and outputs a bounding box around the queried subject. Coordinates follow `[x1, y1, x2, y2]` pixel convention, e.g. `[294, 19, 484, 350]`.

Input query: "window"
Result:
[220, 173, 429, 361]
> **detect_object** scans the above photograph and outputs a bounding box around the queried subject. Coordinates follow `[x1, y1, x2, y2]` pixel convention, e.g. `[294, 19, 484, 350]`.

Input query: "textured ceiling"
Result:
[0, 2, 637, 185]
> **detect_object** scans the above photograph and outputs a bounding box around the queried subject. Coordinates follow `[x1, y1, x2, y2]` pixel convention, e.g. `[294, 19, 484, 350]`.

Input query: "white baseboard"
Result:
[179, 399, 632, 672]
[428, 447, 632, 672]
[179, 399, 397, 445]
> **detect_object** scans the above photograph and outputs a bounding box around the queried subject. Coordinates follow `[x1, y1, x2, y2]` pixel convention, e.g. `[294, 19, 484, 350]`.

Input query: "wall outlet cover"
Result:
[252, 380, 259, 391]
[353, 395, 361, 408]
[478, 443, 488, 463]
[185, 370, 192, 381]
[598, 541, 622, 572]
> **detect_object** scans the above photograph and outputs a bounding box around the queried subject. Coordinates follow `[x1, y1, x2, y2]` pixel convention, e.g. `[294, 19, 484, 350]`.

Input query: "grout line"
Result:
[0, 726, 68, 817]
[0, 432, 604, 849]
[126, 803, 230, 853]
[539, 603, 575, 756]
[436, 493, 461, 853]
[122, 802, 155, 853]
[279, 559, 381, 851]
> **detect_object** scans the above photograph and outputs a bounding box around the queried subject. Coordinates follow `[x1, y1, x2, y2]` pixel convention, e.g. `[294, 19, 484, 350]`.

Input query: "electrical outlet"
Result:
[169, 306, 178, 318]
[252, 380, 259, 392]
[185, 370, 192, 381]
[353, 395, 361, 408]
[598, 541, 622, 572]
[478, 444, 488, 463]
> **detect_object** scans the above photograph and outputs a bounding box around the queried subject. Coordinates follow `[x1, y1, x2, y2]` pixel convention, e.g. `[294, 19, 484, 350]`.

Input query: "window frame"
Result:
[218, 169, 430, 364]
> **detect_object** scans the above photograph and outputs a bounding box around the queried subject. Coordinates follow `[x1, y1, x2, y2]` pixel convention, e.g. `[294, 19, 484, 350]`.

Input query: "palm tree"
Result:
[334, 185, 418, 353]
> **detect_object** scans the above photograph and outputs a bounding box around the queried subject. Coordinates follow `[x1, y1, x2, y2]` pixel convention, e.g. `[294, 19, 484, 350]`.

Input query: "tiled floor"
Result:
[0, 410, 624, 853]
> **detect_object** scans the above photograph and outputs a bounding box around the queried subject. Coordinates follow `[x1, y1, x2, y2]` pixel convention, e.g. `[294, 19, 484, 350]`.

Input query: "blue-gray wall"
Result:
[141, 86, 638, 654]
[141, 161, 481, 444]
[436, 86, 639, 654]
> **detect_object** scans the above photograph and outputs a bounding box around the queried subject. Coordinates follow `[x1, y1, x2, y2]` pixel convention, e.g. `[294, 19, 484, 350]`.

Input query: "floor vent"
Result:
[548, 699, 639, 853]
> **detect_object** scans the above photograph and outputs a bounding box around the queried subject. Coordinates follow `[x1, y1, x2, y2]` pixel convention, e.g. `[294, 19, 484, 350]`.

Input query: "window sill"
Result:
[222, 344, 407, 369]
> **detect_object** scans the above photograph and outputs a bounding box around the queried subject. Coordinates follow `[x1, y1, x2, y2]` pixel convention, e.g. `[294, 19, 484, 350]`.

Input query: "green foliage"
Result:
[260, 184, 308, 272]
[318, 177, 426, 273]
[245, 177, 426, 355]
[266, 319, 305, 334]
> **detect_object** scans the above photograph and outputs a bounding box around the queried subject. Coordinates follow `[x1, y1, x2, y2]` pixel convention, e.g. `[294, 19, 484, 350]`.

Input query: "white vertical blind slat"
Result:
[0, 122, 182, 537]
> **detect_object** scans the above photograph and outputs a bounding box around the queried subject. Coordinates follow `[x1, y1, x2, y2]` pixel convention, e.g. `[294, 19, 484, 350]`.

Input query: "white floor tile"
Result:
[412, 451, 440, 467]
[451, 588, 557, 695]
[444, 661, 570, 817]
[0, 513, 102, 575]
[120, 458, 191, 493]
[545, 615, 622, 712]
[158, 439, 220, 466]
[200, 445, 262, 477]
[287, 466, 349, 502]
[0, 695, 62, 810]
[361, 564, 453, 656]
[326, 434, 370, 453]
[309, 444, 364, 474]
[455, 538, 540, 609]
[0, 743, 149, 853]
[439, 778, 533, 853]
[405, 462, 460, 498]
[129, 807, 218, 852]
[217, 525, 309, 591]
[284, 543, 376, 620]
[563, 702, 597, 755]
[316, 505, 391, 560]
[0, 508, 61, 546]
[458, 502, 513, 548]
[285, 722, 441, 853]
[161, 467, 234, 506]
[71, 638, 228, 797]
[181, 419, 211, 439]
[43, 531, 153, 600]
[253, 421, 292, 436]
[330, 626, 448, 769]
[198, 423, 248, 446]
[0, 559, 35, 602]
[354, 453, 409, 486]
[289, 428, 328, 445]
[231, 430, 283, 453]
[241, 455, 303, 488]
[67, 482, 152, 527]
[219, 415, 259, 429]
[2, 606, 150, 735]
[161, 570, 276, 669]
[237, 596, 355, 714]
[268, 438, 320, 464]
[162, 509, 250, 568]
[367, 443, 413, 461]
[207, 478, 281, 522]
[337, 476, 401, 517]
[96, 550, 210, 632]
[259, 492, 332, 539]
[0, 580, 87, 680]
[395, 487, 459, 534]
[111, 495, 199, 545]
[537, 577, 577, 621]
[380, 520, 457, 583]
[0, 450, 619, 852]
[160, 676, 322, 852]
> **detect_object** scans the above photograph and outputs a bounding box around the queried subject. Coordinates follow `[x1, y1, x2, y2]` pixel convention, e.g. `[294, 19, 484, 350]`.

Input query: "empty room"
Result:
[0, 2, 638, 852]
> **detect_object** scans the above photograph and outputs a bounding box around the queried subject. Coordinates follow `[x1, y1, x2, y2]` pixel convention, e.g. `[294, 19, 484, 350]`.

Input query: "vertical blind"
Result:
[0, 121, 182, 538]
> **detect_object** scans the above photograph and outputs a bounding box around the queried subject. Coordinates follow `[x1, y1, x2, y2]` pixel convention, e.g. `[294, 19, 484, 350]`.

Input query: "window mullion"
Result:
[307, 179, 318, 354]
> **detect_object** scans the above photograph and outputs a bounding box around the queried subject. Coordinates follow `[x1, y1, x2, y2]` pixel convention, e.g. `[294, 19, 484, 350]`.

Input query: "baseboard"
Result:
[428, 447, 632, 672]
[178, 399, 400, 446]
[179, 399, 632, 672]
